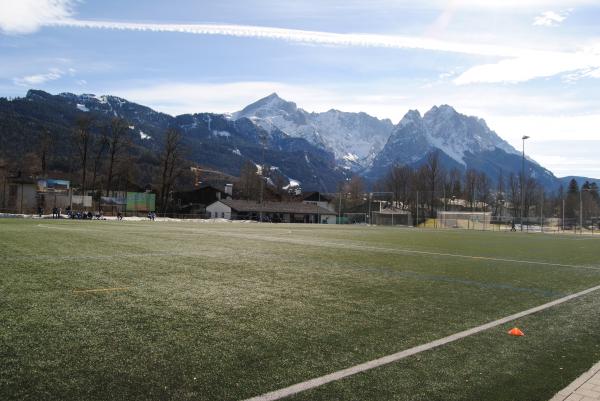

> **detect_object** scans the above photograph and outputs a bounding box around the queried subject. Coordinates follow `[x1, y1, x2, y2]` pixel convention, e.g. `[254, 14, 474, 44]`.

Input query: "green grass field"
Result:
[1, 219, 600, 401]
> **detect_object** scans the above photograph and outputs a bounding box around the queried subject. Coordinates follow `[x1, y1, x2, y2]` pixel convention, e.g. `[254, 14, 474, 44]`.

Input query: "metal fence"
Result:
[419, 215, 599, 235]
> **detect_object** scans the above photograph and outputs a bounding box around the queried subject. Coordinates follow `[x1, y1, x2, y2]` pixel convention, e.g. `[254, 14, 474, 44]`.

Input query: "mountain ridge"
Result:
[233, 93, 395, 171]
[0, 90, 596, 192]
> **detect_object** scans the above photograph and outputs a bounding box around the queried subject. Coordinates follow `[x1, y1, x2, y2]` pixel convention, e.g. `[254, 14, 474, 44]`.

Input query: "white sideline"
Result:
[242, 284, 600, 401]
[215, 231, 600, 271]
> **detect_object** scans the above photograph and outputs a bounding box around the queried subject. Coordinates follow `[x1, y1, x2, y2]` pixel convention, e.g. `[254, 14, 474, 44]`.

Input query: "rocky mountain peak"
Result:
[397, 109, 423, 128]
[234, 92, 298, 119]
[232, 94, 395, 169]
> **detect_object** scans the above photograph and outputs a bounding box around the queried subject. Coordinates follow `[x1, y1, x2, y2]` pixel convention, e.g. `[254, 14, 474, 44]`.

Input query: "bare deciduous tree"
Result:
[158, 128, 185, 212]
[346, 175, 365, 201]
[73, 116, 93, 193]
[91, 129, 108, 193]
[463, 169, 478, 211]
[425, 151, 442, 217]
[239, 160, 262, 201]
[381, 164, 413, 209]
[476, 172, 491, 211]
[38, 128, 52, 178]
[105, 118, 129, 196]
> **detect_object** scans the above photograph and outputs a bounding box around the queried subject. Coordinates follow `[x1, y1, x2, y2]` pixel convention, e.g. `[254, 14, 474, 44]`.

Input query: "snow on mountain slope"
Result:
[49, 90, 559, 189]
[422, 105, 519, 166]
[234, 93, 394, 169]
[368, 105, 556, 187]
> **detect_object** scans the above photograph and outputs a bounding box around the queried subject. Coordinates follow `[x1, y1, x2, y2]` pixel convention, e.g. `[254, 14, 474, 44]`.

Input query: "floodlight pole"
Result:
[338, 192, 342, 224]
[318, 192, 321, 224]
[580, 189, 583, 234]
[259, 133, 266, 223]
[416, 191, 419, 227]
[580, 188, 592, 234]
[368, 192, 372, 226]
[520, 135, 530, 231]
[540, 190, 544, 233]
[443, 186, 447, 211]
[562, 198, 565, 232]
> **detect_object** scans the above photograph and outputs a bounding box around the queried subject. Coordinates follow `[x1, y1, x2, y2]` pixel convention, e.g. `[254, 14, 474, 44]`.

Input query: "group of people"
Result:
[67, 210, 99, 220]
[65, 206, 105, 220]
[36, 206, 154, 221]
[107, 211, 155, 221]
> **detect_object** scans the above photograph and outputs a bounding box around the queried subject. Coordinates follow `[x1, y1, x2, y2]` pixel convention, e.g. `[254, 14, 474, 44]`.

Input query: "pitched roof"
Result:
[302, 191, 333, 202]
[216, 199, 335, 215]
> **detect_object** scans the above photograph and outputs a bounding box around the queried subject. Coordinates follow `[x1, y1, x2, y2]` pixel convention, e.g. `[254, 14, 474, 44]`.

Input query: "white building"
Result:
[206, 199, 337, 223]
[301, 191, 338, 213]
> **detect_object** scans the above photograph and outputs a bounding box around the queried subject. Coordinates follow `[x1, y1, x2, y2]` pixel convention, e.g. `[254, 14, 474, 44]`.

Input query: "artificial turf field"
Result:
[1, 219, 600, 401]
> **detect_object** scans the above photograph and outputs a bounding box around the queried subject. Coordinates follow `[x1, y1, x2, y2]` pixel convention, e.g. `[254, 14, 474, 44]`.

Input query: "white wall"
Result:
[320, 214, 337, 224]
[206, 201, 232, 219]
[303, 200, 336, 213]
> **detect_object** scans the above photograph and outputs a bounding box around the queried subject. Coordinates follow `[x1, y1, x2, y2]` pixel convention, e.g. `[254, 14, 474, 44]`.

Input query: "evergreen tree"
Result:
[565, 179, 579, 219]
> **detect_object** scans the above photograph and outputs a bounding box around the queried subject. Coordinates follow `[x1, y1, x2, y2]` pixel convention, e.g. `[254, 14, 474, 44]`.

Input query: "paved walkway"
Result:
[550, 361, 600, 401]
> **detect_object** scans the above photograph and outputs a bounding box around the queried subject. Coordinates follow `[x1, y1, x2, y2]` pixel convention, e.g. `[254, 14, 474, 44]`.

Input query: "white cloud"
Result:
[484, 114, 600, 155]
[533, 10, 570, 27]
[296, 0, 596, 10]
[428, 0, 591, 7]
[0, 0, 74, 34]
[3, 3, 597, 87]
[537, 154, 600, 171]
[1, 1, 597, 86]
[13, 68, 64, 86]
[51, 19, 525, 58]
[35, 19, 598, 85]
[454, 50, 600, 84]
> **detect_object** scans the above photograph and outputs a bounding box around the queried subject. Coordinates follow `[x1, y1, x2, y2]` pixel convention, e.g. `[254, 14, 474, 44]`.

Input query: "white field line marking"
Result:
[0, 249, 565, 296]
[73, 287, 130, 294]
[35, 224, 600, 271]
[211, 231, 600, 271]
[242, 284, 600, 401]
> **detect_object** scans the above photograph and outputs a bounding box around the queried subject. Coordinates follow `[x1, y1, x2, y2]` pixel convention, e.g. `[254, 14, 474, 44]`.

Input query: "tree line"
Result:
[1, 115, 191, 213]
[337, 151, 599, 226]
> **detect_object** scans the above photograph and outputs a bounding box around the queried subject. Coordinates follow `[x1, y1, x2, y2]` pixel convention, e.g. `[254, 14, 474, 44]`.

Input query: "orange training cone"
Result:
[508, 327, 524, 336]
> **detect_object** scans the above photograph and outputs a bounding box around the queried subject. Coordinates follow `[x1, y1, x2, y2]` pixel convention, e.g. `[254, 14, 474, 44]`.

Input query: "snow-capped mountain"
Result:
[369, 105, 557, 188]
[234, 93, 394, 170]
[422, 105, 519, 164]
[372, 105, 519, 169]
[2, 90, 345, 191]
[2, 90, 578, 191]
[58, 92, 174, 131]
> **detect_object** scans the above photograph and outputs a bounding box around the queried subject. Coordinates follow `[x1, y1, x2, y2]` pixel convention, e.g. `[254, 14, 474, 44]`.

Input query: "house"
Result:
[206, 199, 337, 223]
[301, 192, 336, 213]
[1, 176, 92, 214]
[1, 176, 38, 213]
[174, 184, 233, 214]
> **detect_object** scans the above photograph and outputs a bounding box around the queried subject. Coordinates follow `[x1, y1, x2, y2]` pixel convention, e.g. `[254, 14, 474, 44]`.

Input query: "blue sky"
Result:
[1, 0, 599, 178]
